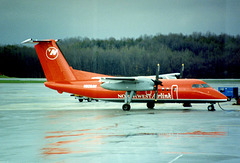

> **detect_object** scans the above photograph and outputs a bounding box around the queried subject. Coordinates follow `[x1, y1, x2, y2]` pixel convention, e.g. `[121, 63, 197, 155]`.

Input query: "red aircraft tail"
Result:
[22, 39, 76, 83]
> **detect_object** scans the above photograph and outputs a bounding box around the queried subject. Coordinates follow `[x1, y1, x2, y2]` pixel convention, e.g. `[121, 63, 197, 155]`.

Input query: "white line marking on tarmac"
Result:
[169, 154, 183, 163]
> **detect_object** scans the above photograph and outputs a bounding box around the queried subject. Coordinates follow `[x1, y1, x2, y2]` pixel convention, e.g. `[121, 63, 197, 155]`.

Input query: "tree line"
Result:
[0, 32, 240, 78]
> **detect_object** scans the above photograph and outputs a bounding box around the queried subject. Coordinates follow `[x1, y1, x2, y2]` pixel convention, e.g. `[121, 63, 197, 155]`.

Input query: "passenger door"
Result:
[171, 85, 178, 99]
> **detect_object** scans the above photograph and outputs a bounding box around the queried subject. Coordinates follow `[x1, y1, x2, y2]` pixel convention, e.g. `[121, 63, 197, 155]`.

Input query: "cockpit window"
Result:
[192, 84, 202, 88]
[201, 84, 210, 88]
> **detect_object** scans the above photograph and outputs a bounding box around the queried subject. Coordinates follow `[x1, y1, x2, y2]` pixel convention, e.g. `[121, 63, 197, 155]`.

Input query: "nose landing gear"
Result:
[208, 104, 215, 111]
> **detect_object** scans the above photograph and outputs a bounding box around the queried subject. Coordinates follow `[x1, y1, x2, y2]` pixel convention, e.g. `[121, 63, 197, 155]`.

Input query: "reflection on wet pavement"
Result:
[42, 126, 227, 155]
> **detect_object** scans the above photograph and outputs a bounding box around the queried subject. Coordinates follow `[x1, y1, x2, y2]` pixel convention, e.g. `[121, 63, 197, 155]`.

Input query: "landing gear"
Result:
[208, 104, 215, 111]
[122, 104, 131, 111]
[183, 103, 192, 107]
[87, 98, 92, 102]
[147, 102, 155, 109]
[122, 91, 135, 111]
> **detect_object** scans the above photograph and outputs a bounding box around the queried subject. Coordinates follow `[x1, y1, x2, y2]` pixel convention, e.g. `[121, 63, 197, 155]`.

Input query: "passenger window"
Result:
[166, 88, 169, 91]
[201, 84, 210, 88]
[192, 84, 202, 88]
[162, 88, 164, 91]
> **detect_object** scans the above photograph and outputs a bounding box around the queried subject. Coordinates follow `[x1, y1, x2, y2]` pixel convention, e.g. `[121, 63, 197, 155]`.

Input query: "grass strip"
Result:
[0, 80, 45, 83]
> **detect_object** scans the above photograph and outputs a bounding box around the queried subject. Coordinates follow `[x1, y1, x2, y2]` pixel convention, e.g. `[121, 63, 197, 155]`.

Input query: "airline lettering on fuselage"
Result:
[118, 93, 171, 99]
[84, 85, 97, 88]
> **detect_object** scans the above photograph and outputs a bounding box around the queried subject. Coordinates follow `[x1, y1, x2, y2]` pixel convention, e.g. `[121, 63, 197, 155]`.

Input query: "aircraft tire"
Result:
[208, 105, 215, 111]
[122, 104, 131, 111]
[87, 98, 92, 102]
[78, 99, 83, 102]
[147, 102, 155, 109]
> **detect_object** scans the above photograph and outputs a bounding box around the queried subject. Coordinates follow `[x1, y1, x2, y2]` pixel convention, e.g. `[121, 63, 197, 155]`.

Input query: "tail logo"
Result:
[46, 47, 59, 60]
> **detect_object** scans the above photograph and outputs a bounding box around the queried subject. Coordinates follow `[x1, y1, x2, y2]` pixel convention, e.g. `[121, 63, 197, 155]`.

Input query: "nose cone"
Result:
[212, 89, 228, 102]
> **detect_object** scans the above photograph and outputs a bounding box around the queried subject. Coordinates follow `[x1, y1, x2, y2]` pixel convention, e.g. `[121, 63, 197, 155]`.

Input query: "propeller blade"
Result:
[155, 64, 160, 81]
[155, 85, 158, 101]
[180, 63, 184, 79]
[155, 64, 160, 101]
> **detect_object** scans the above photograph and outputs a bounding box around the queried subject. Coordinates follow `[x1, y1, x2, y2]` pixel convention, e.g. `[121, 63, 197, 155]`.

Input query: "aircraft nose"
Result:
[213, 89, 228, 101]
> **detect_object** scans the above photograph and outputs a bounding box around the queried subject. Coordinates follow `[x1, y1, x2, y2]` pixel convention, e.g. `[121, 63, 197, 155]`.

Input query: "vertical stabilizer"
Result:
[22, 39, 76, 83]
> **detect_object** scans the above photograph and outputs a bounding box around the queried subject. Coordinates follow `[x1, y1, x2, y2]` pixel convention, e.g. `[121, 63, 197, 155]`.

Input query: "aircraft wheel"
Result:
[147, 102, 155, 109]
[183, 103, 192, 107]
[78, 99, 83, 102]
[87, 98, 92, 102]
[122, 104, 131, 111]
[208, 105, 215, 111]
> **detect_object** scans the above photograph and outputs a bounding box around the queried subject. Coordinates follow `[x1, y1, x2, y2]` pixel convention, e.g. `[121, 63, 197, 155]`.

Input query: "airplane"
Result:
[22, 38, 227, 111]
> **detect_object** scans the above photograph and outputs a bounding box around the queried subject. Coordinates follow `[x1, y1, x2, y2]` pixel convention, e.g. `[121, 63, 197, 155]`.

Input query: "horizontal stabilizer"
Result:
[21, 38, 59, 44]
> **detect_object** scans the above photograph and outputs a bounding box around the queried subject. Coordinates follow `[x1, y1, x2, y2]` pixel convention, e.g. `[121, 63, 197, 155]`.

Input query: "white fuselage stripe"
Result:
[95, 98, 227, 103]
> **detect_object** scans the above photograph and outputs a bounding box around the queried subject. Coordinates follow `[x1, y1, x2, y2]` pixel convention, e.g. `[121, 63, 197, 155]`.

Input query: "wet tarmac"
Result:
[0, 81, 240, 162]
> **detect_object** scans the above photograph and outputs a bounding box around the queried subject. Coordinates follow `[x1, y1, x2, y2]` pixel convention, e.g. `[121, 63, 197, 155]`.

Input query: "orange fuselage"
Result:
[44, 71, 227, 104]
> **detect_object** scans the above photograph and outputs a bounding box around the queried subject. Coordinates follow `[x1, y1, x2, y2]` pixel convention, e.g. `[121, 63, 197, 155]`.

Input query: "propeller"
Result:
[152, 64, 163, 101]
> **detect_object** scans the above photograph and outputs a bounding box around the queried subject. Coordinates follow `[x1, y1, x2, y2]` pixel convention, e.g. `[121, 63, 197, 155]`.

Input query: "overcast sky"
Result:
[1, 0, 240, 45]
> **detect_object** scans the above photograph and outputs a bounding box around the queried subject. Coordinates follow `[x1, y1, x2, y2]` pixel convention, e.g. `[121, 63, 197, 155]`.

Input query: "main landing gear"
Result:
[122, 103, 131, 111]
[122, 102, 156, 111]
[208, 104, 216, 111]
[122, 90, 158, 111]
[122, 91, 135, 111]
[147, 102, 155, 109]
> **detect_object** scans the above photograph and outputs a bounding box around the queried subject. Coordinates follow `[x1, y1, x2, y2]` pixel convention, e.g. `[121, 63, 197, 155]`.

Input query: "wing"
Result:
[132, 73, 180, 80]
[101, 77, 137, 82]
[101, 77, 155, 91]
[160, 73, 180, 79]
